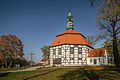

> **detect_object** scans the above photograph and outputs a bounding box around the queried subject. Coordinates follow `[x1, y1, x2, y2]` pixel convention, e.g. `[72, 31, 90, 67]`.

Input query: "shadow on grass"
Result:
[103, 66, 120, 73]
[0, 72, 9, 77]
[59, 67, 99, 80]
[23, 68, 62, 80]
[59, 66, 120, 80]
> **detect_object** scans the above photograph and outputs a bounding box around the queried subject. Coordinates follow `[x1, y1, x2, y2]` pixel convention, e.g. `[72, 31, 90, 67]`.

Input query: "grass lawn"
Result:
[0, 66, 120, 80]
[0, 67, 29, 71]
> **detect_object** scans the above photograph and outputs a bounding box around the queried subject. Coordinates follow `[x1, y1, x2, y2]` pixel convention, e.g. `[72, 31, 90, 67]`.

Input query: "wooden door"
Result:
[94, 59, 97, 64]
[53, 58, 61, 64]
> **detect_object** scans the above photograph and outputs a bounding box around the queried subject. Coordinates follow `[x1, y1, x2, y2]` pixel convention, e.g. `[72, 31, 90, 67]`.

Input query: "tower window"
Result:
[53, 49, 56, 55]
[70, 47, 74, 54]
[58, 48, 61, 55]
[78, 47, 82, 54]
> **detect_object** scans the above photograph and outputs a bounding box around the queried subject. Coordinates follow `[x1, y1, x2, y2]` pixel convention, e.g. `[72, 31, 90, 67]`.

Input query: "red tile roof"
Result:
[34, 63, 39, 65]
[88, 48, 105, 57]
[50, 30, 93, 48]
[40, 59, 47, 62]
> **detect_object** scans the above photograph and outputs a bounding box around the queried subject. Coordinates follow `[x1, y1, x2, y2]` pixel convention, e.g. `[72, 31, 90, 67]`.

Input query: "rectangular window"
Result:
[99, 58, 100, 62]
[90, 59, 92, 62]
[70, 47, 74, 54]
[70, 58, 74, 60]
[78, 58, 82, 60]
[53, 49, 56, 55]
[103, 58, 104, 63]
[78, 47, 82, 54]
[74, 45, 78, 47]
[58, 48, 61, 55]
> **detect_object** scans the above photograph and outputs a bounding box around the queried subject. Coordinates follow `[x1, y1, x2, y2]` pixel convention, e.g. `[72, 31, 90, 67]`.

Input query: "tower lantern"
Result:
[66, 9, 74, 30]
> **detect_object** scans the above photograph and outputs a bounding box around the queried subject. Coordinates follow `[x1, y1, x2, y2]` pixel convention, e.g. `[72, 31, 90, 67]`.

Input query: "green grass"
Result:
[0, 67, 29, 71]
[0, 67, 120, 80]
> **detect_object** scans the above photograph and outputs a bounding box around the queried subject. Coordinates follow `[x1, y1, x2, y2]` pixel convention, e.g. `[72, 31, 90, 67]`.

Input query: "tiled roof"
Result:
[40, 59, 47, 62]
[88, 48, 105, 57]
[34, 63, 39, 65]
[50, 30, 92, 48]
[57, 30, 81, 36]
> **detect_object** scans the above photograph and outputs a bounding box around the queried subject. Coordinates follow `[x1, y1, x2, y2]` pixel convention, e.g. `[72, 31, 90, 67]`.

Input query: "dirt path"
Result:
[0, 66, 40, 73]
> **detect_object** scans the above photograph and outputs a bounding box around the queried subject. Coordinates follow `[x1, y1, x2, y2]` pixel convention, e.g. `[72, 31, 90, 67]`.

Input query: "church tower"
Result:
[49, 9, 93, 67]
[66, 9, 74, 30]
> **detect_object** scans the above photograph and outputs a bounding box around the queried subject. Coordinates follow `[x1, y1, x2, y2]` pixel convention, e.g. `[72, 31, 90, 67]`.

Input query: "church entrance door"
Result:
[53, 58, 61, 64]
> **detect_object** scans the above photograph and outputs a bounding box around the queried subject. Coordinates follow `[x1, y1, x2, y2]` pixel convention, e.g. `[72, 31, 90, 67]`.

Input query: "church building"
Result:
[49, 10, 108, 66]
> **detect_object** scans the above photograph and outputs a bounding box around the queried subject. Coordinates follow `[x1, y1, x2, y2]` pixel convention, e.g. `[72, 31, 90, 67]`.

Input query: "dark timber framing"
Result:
[50, 44, 93, 66]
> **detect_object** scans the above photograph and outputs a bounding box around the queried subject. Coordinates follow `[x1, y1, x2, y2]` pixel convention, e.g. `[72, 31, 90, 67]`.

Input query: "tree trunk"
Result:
[9, 62, 12, 68]
[5, 58, 8, 68]
[113, 35, 120, 67]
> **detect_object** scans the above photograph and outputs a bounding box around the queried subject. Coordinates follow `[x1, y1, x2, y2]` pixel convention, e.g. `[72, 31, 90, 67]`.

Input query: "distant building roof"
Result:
[88, 48, 106, 57]
[50, 30, 93, 48]
[33, 63, 39, 65]
[40, 59, 47, 62]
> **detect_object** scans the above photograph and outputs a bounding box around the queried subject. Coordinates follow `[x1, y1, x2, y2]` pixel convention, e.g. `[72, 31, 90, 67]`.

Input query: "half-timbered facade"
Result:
[50, 44, 93, 66]
[49, 10, 94, 66]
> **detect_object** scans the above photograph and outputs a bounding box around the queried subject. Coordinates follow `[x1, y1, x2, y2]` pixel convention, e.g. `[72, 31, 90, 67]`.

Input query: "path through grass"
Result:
[0, 66, 120, 80]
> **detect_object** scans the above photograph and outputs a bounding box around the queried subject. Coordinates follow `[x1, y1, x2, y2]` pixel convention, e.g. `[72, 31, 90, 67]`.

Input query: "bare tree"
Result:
[97, 0, 120, 67]
[86, 35, 97, 46]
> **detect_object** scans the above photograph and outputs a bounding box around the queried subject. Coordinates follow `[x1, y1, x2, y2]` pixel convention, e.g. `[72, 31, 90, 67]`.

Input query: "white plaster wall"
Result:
[87, 57, 106, 65]
[50, 44, 93, 66]
[87, 50, 108, 66]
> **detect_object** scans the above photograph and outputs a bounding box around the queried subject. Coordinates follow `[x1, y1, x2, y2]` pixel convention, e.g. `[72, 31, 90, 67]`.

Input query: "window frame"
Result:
[78, 58, 82, 60]
[78, 47, 82, 54]
[70, 47, 74, 54]
[99, 58, 100, 62]
[53, 49, 56, 55]
[58, 48, 61, 55]
[90, 58, 92, 62]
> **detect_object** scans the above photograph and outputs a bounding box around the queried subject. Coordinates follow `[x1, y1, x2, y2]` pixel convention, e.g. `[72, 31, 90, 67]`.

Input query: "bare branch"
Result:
[98, 22, 113, 33]
[116, 30, 120, 35]
[115, 26, 120, 33]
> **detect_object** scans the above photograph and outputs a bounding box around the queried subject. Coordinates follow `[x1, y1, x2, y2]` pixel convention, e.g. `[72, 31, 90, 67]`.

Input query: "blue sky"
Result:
[0, 0, 103, 62]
